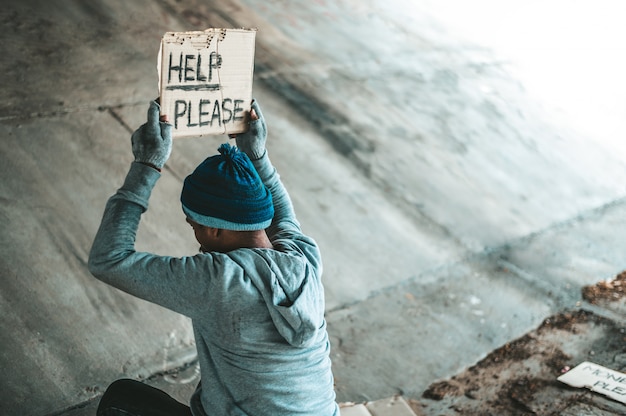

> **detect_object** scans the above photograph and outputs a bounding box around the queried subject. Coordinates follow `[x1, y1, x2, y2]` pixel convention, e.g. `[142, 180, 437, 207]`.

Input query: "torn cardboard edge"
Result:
[157, 28, 257, 138]
[558, 361, 626, 405]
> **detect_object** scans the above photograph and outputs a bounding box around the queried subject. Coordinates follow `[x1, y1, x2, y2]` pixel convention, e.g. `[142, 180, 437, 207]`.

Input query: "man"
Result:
[88, 100, 339, 415]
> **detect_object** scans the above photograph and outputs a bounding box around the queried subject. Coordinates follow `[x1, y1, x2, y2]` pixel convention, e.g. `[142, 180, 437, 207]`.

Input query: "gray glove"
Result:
[131, 100, 172, 169]
[235, 100, 267, 160]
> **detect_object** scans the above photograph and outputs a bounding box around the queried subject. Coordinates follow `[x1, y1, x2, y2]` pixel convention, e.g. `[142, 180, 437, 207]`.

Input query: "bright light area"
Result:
[399, 0, 626, 155]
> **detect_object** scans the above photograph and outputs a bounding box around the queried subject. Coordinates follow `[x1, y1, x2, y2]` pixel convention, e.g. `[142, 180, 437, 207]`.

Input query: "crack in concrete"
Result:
[327, 195, 626, 315]
[0, 101, 147, 122]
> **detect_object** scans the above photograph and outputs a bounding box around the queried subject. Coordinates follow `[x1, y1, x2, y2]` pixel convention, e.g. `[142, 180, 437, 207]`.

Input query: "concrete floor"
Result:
[1, 1, 625, 415]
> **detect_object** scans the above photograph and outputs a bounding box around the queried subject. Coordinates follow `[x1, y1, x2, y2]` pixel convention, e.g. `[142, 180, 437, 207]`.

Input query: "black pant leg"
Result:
[97, 379, 192, 416]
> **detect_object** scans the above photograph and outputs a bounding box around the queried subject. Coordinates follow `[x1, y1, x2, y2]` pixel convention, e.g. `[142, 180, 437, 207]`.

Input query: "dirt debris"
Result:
[420, 308, 626, 415]
[582, 271, 626, 304]
[502, 376, 547, 413]
[422, 380, 463, 401]
[537, 309, 594, 334]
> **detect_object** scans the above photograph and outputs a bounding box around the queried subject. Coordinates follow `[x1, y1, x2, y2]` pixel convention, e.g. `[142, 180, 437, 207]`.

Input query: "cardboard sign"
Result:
[558, 361, 626, 404]
[158, 28, 256, 138]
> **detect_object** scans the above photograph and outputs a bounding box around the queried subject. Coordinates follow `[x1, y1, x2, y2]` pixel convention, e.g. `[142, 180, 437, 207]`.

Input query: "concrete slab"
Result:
[340, 404, 371, 416]
[326, 254, 554, 402]
[191, 0, 626, 251]
[339, 396, 421, 416]
[494, 199, 626, 303]
[327, 192, 626, 402]
[366, 396, 420, 416]
[1, 0, 625, 415]
[0, 110, 196, 415]
[0, 0, 186, 119]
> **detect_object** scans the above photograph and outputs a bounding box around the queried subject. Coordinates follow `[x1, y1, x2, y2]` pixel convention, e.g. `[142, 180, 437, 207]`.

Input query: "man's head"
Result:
[181, 143, 274, 251]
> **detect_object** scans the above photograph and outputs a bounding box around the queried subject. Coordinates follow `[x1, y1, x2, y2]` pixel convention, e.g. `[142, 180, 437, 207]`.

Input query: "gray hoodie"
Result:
[89, 152, 339, 415]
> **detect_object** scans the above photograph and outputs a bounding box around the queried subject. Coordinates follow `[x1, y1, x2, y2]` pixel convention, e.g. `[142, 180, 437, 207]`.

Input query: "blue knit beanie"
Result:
[181, 143, 274, 231]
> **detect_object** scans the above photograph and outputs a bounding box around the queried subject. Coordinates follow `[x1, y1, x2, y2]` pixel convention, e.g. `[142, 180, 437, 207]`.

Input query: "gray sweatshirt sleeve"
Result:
[251, 152, 297, 235]
[252, 152, 323, 273]
[88, 162, 223, 317]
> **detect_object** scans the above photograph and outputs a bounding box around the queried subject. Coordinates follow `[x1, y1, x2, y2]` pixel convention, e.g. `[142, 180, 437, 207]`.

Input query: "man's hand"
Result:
[230, 100, 267, 161]
[131, 100, 172, 170]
